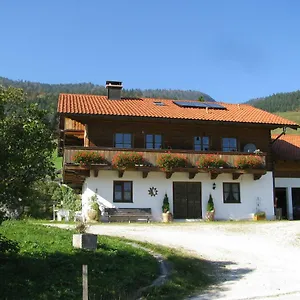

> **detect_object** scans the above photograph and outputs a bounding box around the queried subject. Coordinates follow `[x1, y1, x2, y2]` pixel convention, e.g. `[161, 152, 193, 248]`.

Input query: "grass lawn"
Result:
[0, 221, 216, 300]
[0, 221, 159, 300]
[273, 111, 300, 135]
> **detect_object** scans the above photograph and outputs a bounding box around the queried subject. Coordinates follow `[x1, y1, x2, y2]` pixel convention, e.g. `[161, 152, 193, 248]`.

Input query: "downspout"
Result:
[271, 126, 286, 144]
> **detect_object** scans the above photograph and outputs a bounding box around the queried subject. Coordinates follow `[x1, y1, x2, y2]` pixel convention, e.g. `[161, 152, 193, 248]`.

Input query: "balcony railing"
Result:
[64, 146, 266, 168]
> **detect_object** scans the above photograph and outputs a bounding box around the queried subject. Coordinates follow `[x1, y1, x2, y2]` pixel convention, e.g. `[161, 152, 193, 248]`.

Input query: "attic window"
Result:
[153, 101, 165, 106]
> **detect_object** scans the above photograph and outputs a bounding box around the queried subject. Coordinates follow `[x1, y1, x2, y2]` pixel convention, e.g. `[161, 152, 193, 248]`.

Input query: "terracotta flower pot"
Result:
[162, 212, 172, 223]
[87, 209, 99, 222]
[206, 210, 215, 221]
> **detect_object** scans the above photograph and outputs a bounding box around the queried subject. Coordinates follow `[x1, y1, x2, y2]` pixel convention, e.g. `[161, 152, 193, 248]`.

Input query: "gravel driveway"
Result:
[89, 221, 300, 300]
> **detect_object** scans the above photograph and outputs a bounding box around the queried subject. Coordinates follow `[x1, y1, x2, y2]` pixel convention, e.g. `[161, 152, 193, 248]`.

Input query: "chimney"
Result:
[106, 80, 123, 100]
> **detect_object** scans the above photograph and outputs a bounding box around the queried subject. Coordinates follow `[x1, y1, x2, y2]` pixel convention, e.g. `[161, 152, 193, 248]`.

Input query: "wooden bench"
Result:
[105, 208, 152, 223]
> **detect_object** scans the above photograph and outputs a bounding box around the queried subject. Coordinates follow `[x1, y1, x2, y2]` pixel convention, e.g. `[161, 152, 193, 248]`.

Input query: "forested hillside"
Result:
[247, 90, 300, 112]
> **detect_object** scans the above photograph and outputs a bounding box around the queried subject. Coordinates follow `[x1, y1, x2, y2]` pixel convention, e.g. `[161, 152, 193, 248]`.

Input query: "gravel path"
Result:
[89, 221, 300, 300]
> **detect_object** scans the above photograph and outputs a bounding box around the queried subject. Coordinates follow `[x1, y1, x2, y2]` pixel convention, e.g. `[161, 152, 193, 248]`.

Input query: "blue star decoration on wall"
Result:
[148, 187, 158, 197]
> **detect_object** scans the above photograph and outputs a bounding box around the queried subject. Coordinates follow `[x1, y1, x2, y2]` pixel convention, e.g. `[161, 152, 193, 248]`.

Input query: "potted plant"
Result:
[73, 151, 106, 165]
[206, 194, 215, 221]
[112, 152, 144, 169]
[234, 155, 264, 169]
[197, 154, 228, 169]
[72, 222, 98, 250]
[87, 194, 100, 222]
[253, 211, 266, 221]
[162, 193, 172, 222]
[156, 154, 188, 172]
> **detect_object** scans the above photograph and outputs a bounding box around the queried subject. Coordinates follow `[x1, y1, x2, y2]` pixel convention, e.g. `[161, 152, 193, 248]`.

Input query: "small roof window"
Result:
[153, 101, 165, 106]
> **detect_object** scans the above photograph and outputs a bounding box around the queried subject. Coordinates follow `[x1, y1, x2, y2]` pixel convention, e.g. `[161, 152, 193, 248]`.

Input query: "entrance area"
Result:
[275, 188, 288, 219]
[292, 188, 300, 220]
[173, 182, 202, 219]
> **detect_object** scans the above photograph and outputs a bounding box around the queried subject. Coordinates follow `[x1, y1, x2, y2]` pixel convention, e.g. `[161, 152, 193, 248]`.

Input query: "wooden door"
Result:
[173, 182, 202, 219]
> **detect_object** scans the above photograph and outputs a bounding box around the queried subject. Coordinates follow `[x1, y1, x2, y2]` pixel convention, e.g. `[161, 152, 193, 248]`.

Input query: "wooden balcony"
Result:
[63, 147, 267, 186]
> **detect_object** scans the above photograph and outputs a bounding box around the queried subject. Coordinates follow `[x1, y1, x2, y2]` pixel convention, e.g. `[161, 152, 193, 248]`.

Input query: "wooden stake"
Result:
[82, 264, 88, 300]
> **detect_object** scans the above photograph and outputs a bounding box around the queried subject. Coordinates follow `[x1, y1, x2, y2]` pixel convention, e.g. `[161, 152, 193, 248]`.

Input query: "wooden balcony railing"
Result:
[64, 146, 266, 168]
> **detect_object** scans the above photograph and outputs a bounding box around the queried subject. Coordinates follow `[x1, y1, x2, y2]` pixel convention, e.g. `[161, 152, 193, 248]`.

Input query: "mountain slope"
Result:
[247, 90, 300, 112]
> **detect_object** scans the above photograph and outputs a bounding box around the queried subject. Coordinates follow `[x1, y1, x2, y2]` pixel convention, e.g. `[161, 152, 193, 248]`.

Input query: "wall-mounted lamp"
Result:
[212, 183, 216, 190]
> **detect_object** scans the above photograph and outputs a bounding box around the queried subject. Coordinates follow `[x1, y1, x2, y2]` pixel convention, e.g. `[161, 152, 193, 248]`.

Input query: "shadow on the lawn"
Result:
[0, 247, 157, 300]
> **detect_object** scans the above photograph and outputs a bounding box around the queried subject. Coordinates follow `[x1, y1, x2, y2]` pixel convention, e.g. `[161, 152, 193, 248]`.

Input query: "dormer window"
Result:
[194, 136, 210, 151]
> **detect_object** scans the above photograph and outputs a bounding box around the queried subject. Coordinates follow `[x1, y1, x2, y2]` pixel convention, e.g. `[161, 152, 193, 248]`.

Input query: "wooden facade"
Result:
[59, 115, 277, 188]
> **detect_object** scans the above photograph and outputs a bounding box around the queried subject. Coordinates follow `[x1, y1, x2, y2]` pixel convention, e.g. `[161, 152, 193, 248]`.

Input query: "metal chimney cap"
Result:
[105, 80, 123, 88]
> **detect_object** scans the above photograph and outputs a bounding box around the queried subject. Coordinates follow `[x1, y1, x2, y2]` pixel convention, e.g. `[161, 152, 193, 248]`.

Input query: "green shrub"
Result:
[207, 194, 214, 212]
[162, 193, 170, 213]
[0, 234, 20, 254]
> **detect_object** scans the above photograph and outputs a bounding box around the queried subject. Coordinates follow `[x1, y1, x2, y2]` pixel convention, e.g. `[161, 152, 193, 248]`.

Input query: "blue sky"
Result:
[1, 0, 300, 102]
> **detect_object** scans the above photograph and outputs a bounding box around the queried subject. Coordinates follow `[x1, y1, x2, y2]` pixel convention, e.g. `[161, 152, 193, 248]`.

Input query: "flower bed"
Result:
[73, 151, 106, 165]
[156, 153, 188, 171]
[197, 154, 228, 169]
[112, 152, 144, 169]
[234, 155, 264, 169]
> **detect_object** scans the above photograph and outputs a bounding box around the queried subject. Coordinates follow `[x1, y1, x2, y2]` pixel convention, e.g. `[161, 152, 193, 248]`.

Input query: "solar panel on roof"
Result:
[206, 103, 226, 109]
[173, 101, 226, 110]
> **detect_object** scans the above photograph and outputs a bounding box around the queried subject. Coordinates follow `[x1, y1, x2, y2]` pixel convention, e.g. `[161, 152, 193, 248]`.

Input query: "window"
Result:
[223, 183, 240, 203]
[222, 138, 237, 152]
[153, 101, 165, 106]
[113, 181, 133, 203]
[146, 134, 162, 149]
[114, 133, 132, 148]
[194, 136, 210, 151]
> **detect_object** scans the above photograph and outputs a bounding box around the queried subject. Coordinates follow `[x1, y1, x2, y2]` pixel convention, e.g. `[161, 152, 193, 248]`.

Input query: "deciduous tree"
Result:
[0, 86, 56, 211]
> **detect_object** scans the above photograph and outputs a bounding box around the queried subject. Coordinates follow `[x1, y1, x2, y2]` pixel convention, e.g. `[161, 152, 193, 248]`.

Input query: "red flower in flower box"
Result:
[197, 154, 228, 169]
[234, 155, 264, 169]
[73, 151, 105, 165]
[156, 154, 188, 171]
[112, 152, 144, 169]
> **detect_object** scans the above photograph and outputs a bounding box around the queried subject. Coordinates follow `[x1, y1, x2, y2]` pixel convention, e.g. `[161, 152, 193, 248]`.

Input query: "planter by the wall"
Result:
[72, 233, 97, 250]
[253, 215, 266, 221]
[205, 210, 215, 221]
[87, 208, 99, 222]
[162, 212, 173, 223]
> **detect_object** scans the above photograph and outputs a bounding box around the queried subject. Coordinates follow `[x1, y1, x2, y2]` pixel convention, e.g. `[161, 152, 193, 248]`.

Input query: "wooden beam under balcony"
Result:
[232, 172, 242, 180]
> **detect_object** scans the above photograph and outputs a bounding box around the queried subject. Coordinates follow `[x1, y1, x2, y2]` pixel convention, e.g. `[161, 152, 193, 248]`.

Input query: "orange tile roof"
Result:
[272, 134, 300, 160]
[58, 93, 299, 127]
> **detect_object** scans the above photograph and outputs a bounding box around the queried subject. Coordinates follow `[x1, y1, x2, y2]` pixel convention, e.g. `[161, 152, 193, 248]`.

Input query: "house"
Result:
[57, 81, 299, 221]
[272, 134, 300, 220]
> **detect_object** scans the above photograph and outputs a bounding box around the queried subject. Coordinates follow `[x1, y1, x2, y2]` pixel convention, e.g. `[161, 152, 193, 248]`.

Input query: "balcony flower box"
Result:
[112, 152, 144, 169]
[234, 155, 264, 169]
[73, 151, 106, 166]
[156, 153, 188, 172]
[197, 154, 228, 169]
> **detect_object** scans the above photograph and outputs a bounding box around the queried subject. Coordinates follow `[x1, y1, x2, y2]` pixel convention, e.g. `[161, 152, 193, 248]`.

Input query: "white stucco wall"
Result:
[82, 170, 274, 221]
[275, 177, 300, 220]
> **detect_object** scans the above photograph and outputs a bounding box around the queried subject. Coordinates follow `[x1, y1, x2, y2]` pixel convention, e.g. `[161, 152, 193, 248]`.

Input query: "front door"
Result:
[292, 188, 300, 220]
[173, 182, 202, 219]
